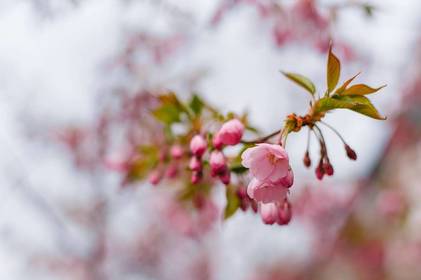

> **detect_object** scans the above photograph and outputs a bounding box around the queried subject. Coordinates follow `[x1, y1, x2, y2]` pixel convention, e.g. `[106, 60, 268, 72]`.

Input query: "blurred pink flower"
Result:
[190, 135, 207, 157]
[189, 156, 202, 171]
[148, 170, 161, 185]
[170, 144, 184, 160]
[242, 143, 289, 182]
[213, 119, 244, 149]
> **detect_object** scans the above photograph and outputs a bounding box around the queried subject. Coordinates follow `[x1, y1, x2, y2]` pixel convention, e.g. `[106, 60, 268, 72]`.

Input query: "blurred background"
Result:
[0, 0, 420, 279]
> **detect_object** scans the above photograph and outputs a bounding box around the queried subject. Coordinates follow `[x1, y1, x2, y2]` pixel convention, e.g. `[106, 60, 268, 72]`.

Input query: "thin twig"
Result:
[241, 129, 281, 144]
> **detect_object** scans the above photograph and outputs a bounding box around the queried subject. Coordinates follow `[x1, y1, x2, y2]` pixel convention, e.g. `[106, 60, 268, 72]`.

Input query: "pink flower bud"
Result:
[190, 135, 207, 157]
[170, 145, 184, 160]
[236, 186, 247, 199]
[212, 134, 223, 150]
[210, 150, 227, 176]
[191, 171, 202, 184]
[345, 144, 357, 160]
[323, 161, 334, 176]
[260, 203, 278, 225]
[315, 161, 325, 180]
[251, 200, 258, 213]
[219, 170, 231, 185]
[189, 156, 202, 172]
[213, 119, 244, 148]
[303, 151, 311, 168]
[165, 163, 178, 179]
[277, 199, 292, 226]
[148, 170, 161, 185]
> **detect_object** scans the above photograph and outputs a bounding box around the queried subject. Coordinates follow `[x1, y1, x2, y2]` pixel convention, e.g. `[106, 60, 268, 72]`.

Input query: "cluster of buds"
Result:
[302, 123, 358, 181]
[148, 144, 185, 185]
[236, 185, 258, 213]
[189, 119, 245, 185]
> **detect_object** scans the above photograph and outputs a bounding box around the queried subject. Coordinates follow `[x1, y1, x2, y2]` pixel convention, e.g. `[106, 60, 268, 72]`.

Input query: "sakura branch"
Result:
[122, 45, 386, 226]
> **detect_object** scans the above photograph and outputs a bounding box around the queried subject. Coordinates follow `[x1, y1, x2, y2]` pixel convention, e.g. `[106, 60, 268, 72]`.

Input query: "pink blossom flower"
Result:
[213, 119, 244, 149]
[241, 143, 289, 182]
[209, 150, 227, 176]
[247, 178, 288, 204]
[190, 135, 207, 157]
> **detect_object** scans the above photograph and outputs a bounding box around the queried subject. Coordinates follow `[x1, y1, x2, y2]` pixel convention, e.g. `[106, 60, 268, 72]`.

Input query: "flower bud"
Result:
[303, 151, 311, 168]
[260, 203, 278, 225]
[165, 163, 178, 179]
[210, 150, 227, 176]
[277, 199, 292, 226]
[148, 170, 161, 185]
[213, 119, 244, 149]
[251, 200, 258, 213]
[191, 171, 202, 184]
[345, 144, 357, 160]
[189, 156, 202, 172]
[236, 186, 247, 199]
[190, 135, 207, 157]
[315, 161, 325, 180]
[170, 145, 184, 160]
[219, 170, 231, 185]
[323, 161, 334, 176]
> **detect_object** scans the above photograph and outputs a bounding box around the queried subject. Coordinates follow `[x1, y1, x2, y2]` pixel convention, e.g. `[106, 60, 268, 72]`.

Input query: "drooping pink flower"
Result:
[209, 150, 227, 176]
[190, 135, 207, 157]
[260, 203, 279, 225]
[241, 143, 289, 182]
[213, 119, 244, 149]
[247, 178, 288, 204]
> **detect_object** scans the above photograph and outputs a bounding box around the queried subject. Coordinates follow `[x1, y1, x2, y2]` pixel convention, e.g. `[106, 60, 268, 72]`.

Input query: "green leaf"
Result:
[282, 72, 316, 95]
[334, 72, 360, 95]
[327, 45, 341, 93]
[341, 84, 386, 96]
[224, 186, 240, 219]
[189, 94, 204, 116]
[314, 95, 386, 120]
[126, 147, 159, 182]
[230, 164, 248, 174]
[152, 104, 182, 124]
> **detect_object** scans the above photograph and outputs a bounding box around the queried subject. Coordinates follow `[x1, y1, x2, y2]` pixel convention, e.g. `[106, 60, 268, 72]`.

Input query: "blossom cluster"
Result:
[103, 45, 386, 227]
